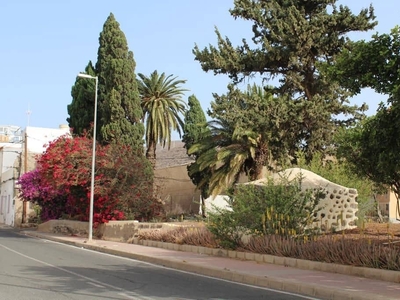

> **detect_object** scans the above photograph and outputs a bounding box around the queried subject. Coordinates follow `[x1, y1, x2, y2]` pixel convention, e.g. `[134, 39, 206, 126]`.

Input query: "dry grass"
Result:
[138, 222, 400, 270]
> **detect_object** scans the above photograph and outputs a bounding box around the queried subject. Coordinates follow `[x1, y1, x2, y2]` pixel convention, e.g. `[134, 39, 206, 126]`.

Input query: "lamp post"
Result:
[77, 73, 98, 242]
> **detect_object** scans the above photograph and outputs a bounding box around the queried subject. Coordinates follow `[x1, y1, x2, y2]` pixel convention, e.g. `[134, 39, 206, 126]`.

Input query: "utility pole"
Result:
[22, 130, 28, 224]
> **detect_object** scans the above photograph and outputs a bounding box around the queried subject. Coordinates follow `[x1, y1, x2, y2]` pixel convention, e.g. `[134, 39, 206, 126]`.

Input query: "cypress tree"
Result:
[182, 95, 209, 151]
[67, 61, 97, 136]
[96, 13, 144, 151]
[183, 95, 211, 212]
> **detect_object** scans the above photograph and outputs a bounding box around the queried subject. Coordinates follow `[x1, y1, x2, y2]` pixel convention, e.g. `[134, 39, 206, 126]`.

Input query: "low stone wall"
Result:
[37, 220, 89, 236]
[97, 221, 139, 242]
[37, 220, 203, 242]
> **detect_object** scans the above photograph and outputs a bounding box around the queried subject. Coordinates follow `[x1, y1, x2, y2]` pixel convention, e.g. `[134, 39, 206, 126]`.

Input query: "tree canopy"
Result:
[189, 85, 290, 195]
[193, 0, 376, 159]
[182, 95, 209, 151]
[331, 26, 400, 220]
[137, 70, 187, 167]
[67, 61, 96, 136]
[330, 26, 400, 97]
[96, 13, 144, 151]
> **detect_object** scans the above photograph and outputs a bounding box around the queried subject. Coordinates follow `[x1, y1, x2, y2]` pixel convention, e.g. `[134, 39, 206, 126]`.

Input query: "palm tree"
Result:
[188, 84, 288, 197]
[189, 120, 270, 197]
[137, 70, 188, 168]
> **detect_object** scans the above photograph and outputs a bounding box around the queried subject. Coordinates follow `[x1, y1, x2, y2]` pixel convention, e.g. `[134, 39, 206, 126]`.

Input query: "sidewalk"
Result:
[21, 230, 400, 300]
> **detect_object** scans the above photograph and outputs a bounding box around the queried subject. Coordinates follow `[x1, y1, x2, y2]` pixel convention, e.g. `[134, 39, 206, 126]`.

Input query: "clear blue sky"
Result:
[1, 1, 399, 137]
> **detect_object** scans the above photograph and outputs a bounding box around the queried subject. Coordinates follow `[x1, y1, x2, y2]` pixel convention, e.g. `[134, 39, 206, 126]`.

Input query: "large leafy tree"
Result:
[331, 27, 400, 220]
[193, 0, 376, 160]
[337, 102, 400, 218]
[67, 61, 96, 136]
[96, 13, 144, 151]
[137, 70, 187, 167]
[189, 85, 291, 196]
[329, 26, 400, 97]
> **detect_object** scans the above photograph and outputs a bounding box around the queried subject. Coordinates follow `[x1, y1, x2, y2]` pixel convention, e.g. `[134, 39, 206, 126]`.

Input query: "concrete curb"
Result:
[137, 239, 400, 284]
[22, 231, 397, 300]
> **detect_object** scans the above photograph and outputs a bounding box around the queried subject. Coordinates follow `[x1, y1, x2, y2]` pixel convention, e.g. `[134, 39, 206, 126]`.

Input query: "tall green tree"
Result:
[137, 70, 187, 167]
[336, 102, 400, 220]
[193, 0, 376, 160]
[67, 61, 96, 136]
[189, 85, 291, 196]
[96, 13, 144, 151]
[182, 95, 209, 151]
[182, 95, 211, 211]
[330, 27, 400, 220]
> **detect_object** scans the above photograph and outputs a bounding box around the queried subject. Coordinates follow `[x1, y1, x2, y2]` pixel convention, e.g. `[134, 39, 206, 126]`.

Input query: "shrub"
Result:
[18, 135, 163, 225]
[206, 175, 322, 249]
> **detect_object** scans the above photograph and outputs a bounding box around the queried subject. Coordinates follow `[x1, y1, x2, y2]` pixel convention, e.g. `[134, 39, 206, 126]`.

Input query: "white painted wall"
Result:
[25, 125, 70, 154]
[0, 169, 15, 226]
[200, 195, 232, 216]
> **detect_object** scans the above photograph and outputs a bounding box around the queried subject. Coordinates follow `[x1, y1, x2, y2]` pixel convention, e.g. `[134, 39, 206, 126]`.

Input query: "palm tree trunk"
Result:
[146, 140, 157, 169]
[253, 146, 269, 180]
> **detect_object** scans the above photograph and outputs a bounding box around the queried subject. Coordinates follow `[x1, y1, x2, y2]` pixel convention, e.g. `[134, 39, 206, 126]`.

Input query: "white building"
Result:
[0, 125, 70, 226]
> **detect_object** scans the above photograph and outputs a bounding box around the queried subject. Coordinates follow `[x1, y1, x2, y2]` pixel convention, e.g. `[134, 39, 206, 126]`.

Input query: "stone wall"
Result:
[37, 220, 203, 242]
[246, 168, 359, 232]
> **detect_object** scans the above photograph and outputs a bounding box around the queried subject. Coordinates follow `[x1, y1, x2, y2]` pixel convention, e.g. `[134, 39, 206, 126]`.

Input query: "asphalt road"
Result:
[0, 227, 318, 300]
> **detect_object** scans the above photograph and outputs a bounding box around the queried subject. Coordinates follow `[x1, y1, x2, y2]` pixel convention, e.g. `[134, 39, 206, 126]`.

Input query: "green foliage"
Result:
[329, 26, 400, 96]
[207, 177, 322, 249]
[67, 61, 97, 136]
[193, 0, 376, 159]
[206, 202, 245, 250]
[182, 95, 209, 151]
[137, 70, 187, 167]
[96, 13, 144, 151]
[189, 85, 292, 196]
[337, 100, 400, 202]
[182, 95, 211, 201]
[329, 26, 400, 219]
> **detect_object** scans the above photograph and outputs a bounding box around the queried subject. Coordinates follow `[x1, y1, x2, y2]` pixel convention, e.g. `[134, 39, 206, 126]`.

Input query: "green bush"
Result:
[207, 176, 323, 249]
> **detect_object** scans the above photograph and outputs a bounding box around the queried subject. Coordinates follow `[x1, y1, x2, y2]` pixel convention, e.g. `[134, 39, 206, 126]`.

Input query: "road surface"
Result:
[0, 227, 318, 300]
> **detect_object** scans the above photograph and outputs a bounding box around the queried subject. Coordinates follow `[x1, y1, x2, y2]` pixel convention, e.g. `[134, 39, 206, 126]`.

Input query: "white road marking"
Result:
[28, 235, 321, 300]
[87, 281, 105, 288]
[118, 292, 138, 299]
[0, 243, 153, 300]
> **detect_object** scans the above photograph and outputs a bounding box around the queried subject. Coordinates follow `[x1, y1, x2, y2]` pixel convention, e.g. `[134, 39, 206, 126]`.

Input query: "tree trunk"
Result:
[146, 140, 156, 169]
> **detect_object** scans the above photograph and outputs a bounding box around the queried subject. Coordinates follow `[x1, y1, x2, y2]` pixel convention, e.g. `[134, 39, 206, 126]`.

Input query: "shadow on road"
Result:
[18, 263, 286, 300]
[0, 227, 32, 239]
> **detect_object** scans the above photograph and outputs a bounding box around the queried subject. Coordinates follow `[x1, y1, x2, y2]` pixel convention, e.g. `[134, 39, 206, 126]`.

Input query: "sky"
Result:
[1, 0, 399, 138]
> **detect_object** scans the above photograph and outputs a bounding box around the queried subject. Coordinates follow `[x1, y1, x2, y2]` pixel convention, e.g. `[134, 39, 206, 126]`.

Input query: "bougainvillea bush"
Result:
[18, 168, 67, 220]
[18, 135, 163, 225]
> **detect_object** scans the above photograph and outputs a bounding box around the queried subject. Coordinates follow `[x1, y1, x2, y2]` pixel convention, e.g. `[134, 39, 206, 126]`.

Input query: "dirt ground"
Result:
[346, 222, 400, 236]
[338, 222, 400, 247]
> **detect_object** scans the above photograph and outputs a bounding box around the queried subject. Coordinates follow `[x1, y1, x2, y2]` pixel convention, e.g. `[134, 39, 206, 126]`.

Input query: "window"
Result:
[0, 196, 3, 214]
[7, 195, 10, 213]
[386, 204, 389, 212]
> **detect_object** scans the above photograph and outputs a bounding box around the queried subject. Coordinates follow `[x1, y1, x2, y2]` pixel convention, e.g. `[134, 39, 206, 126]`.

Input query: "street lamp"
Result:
[77, 73, 98, 242]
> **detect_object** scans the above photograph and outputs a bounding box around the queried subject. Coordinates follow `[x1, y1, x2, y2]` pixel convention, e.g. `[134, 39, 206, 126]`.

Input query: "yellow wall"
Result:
[155, 165, 200, 215]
